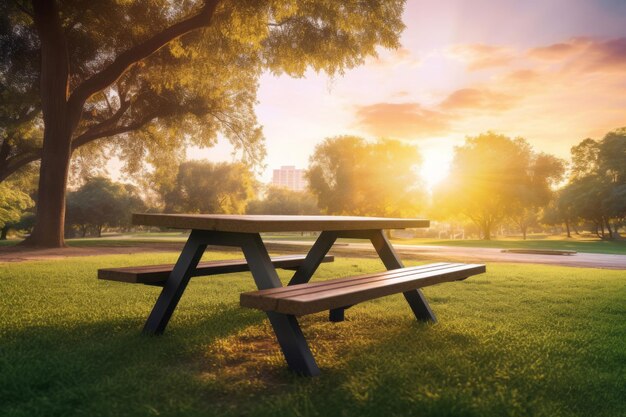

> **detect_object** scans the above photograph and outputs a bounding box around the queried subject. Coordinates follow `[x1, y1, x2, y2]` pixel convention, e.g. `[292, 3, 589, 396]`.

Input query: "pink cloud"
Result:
[439, 88, 517, 111]
[355, 102, 450, 138]
[368, 47, 421, 68]
[448, 43, 515, 70]
[529, 37, 626, 72]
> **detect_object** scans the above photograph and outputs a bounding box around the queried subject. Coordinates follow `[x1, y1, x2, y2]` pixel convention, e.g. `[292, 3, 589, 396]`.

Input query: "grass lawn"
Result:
[2, 232, 625, 254]
[1, 253, 624, 417]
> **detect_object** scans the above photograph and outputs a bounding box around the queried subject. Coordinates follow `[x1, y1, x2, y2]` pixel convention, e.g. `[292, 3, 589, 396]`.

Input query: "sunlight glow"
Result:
[420, 148, 453, 191]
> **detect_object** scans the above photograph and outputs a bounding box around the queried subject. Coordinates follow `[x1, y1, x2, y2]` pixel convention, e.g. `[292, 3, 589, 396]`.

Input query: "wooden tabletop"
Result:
[132, 214, 430, 233]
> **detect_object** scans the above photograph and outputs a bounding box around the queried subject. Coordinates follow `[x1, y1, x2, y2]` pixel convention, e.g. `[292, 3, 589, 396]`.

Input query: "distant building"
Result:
[272, 166, 307, 191]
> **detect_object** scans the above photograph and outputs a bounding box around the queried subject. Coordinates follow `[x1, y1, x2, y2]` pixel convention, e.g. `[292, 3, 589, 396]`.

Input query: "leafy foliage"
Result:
[65, 176, 146, 237]
[163, 160, 257, 214]
[307, 136, 424, 216]
[1, 0, 406, 246]
[246, 186, 319, 215]
[435, 132, 564, 240]
[0, 183, 33, 229]
[553, 128, 626, 239]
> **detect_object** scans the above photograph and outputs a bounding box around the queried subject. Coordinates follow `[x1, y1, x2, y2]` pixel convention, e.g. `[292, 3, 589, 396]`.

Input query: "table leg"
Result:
[286, 231, 347, 323]
[289, 231, 337, 285]
[143, 230, 208, 334]
[369, 230, 437, 323]
[241, 233, 320, 376]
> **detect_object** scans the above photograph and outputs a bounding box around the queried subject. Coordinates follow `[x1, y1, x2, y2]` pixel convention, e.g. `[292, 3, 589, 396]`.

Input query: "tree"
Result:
[561, 128, 626, 239]
[2, 0, 406, 247]
[65, 176, 146, 237]
[247, 186, 319, 215]
[0, 182, 34, 239]
[542, 188, 579, 238]
[435, 132, 561, 240]
[163, 161, 256, 214]
[509, 153, 565, 239]
[307, 136, 424, 216]
[0, 166, 37, 239]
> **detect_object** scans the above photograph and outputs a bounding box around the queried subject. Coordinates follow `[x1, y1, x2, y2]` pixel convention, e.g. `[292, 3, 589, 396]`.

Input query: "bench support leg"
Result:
[241, 234, 320, 376]
[329, 308, 345, 322]
[143, 230, 208, 334]
[369, 230, 437, 323]
[267, 313, 320, 376]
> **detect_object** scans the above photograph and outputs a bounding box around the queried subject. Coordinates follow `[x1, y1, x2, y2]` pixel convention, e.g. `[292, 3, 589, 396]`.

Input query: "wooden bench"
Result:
[240, 262, 485, 374]
[98, 254, 334, 286]
[241, 262, 485, 315]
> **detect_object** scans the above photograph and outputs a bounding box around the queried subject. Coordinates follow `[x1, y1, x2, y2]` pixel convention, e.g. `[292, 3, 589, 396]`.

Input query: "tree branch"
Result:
[13, 0, 34, 19]
[73, 99, 131, 142]
[67, 0, 220, 125]
[71, 111, 161, 150]
[0, 150, 41, 182]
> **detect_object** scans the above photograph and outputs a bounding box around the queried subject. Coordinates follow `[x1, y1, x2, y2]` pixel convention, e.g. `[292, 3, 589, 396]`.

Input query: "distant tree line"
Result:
[544, 129, 626, 239]
[433, 128, 625, 240]
[3, 126, 624, 241]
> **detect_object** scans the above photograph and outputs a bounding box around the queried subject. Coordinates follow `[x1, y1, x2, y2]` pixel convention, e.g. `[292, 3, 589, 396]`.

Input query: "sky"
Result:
[189, 0, 626, 190]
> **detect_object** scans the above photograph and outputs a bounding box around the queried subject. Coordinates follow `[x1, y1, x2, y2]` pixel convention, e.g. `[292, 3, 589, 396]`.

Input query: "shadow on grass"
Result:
[192, 288, 625, 417]
[0, 306, 265, 416]
[1, 281, 624, 417]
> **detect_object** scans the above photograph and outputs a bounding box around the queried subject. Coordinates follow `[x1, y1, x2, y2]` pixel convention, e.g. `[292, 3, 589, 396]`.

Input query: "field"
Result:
[2, 233, 626, 255]
[1, 252, 624, 417]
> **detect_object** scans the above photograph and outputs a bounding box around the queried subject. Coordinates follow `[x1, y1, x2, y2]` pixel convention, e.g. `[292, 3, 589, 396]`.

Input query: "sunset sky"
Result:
[191, 0, 626, 189]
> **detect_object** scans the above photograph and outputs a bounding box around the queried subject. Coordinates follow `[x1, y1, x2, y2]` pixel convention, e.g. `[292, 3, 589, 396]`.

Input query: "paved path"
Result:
[265, 241, 626, 270]
[1, 240, 625, 270]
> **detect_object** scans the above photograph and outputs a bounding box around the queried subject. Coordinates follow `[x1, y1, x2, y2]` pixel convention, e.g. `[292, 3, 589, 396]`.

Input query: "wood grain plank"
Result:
[132, 213, 430, 232]
[240, 264, 460, 312]
[240, 264, 486, 314]
[98, 254, 334, 284]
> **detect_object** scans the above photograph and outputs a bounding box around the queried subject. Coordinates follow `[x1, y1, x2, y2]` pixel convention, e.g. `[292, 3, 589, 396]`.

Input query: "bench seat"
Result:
[241, 262, 485, 316]
[98, 254, 334, 285]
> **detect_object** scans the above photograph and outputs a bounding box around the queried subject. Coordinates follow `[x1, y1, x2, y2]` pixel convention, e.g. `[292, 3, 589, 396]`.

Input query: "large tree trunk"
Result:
[21, 0, 218, 247]
[23, 0, 73, 247]
[565, 220, 571, 238]
[482, 222, 491, 240]
[0, 226, 8, 240]
[604, 218, 614, 240]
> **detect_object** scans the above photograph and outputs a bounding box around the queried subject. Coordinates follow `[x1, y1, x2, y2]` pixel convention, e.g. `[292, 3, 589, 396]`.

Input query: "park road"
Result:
[265, 240, 626, 270]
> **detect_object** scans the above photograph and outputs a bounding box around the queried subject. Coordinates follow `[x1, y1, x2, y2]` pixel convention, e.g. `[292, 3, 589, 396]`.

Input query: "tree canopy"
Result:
[0, 183, 33, 230]
[246, 186, 319, 215]
[1, 0, 406, 247]
[163, 160, 256, 214]
[307, 136, 424, 216]
[554, 128, 626, 239]
[434, 132, 564, 240]
[65, 176, 146, 237]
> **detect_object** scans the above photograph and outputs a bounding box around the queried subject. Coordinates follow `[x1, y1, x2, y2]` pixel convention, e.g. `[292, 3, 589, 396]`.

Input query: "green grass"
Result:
[2, 232, 625, 254]
[393, 237, 626, 255]
[1, 253, 624, 417]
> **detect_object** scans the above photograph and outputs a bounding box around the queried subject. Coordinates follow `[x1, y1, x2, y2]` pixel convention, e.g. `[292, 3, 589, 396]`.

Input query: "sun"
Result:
[420, 147, 453, 192]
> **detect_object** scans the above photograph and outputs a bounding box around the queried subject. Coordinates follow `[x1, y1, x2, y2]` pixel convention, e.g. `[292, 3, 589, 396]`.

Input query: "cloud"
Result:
[528, 38, 592, 60]
[354, 102, 450, 138]
[503, 69, 541, 83]
[447, 43, 515, 70]
[353, 36, 626, 145]
[439, 88, 517, 111]
[368, 47, 421, 69]
[529, 37, 626, 72]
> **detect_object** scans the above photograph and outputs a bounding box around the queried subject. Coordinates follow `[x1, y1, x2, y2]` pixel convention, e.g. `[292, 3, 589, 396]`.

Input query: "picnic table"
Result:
[99, 214, 485, 376]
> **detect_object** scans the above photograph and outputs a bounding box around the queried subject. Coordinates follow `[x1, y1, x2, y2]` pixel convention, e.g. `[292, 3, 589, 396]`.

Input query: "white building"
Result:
[272, 166, 307, 191]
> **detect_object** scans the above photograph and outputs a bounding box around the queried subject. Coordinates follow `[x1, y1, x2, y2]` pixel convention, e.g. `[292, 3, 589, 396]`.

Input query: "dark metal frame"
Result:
[142, 227, 436, 376]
